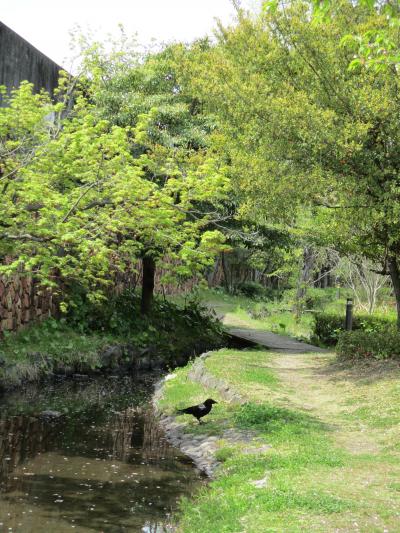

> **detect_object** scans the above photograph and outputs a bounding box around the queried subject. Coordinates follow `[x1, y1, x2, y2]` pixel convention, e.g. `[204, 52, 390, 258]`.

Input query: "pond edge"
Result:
[153, 351, 251, 478]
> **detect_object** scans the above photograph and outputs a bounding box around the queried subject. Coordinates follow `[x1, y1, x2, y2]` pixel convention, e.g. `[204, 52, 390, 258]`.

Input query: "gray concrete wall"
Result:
[0, 21, 62, 105]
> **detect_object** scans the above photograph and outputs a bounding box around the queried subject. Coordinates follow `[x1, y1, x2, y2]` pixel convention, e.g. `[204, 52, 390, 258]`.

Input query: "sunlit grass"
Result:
[158, 348, 400, 532]
[191, 289, 315, 339]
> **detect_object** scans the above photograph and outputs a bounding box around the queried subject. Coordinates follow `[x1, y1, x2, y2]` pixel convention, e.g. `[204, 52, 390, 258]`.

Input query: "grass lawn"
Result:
[158, 348, 400, 532]
[190, 289, 316, 340]
[173, 288, 397, 345]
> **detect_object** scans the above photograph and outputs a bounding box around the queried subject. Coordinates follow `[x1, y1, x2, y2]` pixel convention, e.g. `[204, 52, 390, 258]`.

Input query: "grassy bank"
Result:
[0, 294, 226, 391]
[0, 320, 115, 389]
[158, 348, 400, 532]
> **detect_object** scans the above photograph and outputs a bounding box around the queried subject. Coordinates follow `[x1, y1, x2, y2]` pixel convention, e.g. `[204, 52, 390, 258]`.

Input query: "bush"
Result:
[336, 329, 400, 360]
[304, 288, 341, 311]
[65, 289, 227, 364]
[314, 312, 395, 346]
[314, 313, 345, 346]
[237, 281, 265, 298]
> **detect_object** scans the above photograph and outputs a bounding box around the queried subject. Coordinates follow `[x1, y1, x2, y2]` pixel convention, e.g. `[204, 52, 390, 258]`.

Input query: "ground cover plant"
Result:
[158, 348, 400, 532]
[314, 311, 396, 346]
[336, 329, 400, 360]
[0, 319, 113, 389]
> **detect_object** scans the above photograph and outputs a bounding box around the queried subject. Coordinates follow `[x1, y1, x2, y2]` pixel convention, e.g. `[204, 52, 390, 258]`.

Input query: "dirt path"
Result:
[210, 297, 399, 454]
[205, 299, 400, 530]
[270, 352, 385, 454]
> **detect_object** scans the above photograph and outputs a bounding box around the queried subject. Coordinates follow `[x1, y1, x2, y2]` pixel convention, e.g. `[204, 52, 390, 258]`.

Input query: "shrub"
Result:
[237, 281, 265, 298]
[336, 329, 400, 360]
[314, 312, 395, 346]
[314, 313, 344, 346]
[304, 288, 341, 311]
[65, 289, 227, 364]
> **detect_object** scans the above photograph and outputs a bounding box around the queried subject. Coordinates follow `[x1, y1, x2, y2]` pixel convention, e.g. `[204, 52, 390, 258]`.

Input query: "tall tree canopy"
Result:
[177, 0, 400, 324]
[0, 63, 229, 312]
[81, 44, 230, 311]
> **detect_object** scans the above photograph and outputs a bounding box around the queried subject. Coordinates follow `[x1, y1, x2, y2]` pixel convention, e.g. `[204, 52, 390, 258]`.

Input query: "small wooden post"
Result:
[345, 298, 353, 331]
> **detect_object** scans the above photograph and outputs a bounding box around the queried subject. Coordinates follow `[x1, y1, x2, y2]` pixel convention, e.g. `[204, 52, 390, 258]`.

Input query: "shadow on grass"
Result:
[233, 402, 329, 434]
[318, 357, 400, 385]
[182, 400, 334, 444]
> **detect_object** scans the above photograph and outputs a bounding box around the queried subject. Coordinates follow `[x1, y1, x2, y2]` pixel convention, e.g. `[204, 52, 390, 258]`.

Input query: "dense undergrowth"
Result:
[337, 329, 400, 360]
[67, 288, 227, 359]
[0, 291, 226, 391]
[314, 312, 395, 346]
[196, 287, 399, 358]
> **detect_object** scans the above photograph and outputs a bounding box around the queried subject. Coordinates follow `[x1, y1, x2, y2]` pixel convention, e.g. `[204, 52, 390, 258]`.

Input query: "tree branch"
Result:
[0, 233, 54, 242]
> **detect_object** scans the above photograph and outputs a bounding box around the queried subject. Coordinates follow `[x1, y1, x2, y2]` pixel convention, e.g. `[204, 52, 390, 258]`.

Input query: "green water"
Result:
[0, 376, 203, 532]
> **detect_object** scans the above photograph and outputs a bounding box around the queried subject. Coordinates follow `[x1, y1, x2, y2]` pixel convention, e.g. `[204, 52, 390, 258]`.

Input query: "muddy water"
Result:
[0, 376, 203, 532]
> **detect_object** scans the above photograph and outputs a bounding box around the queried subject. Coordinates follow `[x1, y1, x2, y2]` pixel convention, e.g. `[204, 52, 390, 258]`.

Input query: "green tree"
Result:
[81, 43, 229, 312]
[0, 81, 229, 313]
[180, 1, 400, 325]
[309, 0, 400, 70]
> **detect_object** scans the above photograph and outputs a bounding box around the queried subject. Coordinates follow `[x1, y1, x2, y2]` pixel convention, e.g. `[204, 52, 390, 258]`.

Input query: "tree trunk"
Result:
[389, 256, 400, 330]
[207, 257, 220, 288]
[221, 252, 231, 293]
[295, 246, 315, 316]
[141, 255, 156, 315]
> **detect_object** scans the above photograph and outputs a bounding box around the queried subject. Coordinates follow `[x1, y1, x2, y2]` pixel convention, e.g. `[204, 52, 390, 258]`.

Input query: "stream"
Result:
[0, 375, 203, 532]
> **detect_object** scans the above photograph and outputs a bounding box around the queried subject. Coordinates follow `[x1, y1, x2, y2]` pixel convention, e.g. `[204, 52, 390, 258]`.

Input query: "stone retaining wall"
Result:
[0, 257, 200, 335]
[0, 275, 55, 333]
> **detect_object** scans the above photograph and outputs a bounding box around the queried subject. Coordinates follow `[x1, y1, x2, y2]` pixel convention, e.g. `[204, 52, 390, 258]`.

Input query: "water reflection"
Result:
[0, 378, 202, 532]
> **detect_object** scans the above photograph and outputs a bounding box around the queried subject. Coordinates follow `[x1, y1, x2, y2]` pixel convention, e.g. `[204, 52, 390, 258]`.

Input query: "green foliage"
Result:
[65, 289, 226, 362]
[314, 312, 395, 345]
[0, 318, 109, 363]
[314, 313, 345, 346]
[180, 0, 400, 324]
[0, 319, 114, 389]
[236, 281, 265, 298]
[312, 0, 400, 70]
[0, 53, 230, 308]
[336, 329, 400, 359]
[303, 287, 340, 311]
[0, 293, 226, 389]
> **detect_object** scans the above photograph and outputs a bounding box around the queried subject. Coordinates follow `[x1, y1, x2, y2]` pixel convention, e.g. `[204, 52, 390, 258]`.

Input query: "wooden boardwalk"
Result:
[208, 301, 326, 354]
[227, 327, 326, 353]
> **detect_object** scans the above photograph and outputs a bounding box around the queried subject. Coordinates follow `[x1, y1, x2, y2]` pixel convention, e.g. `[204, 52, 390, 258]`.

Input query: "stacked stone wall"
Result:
[0, 275, 56, 333]
[0, 260, 199, 335]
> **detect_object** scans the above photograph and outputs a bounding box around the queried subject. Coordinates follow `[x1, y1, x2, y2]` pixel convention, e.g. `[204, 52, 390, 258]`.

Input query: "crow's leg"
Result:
[198, 418, 203, 424]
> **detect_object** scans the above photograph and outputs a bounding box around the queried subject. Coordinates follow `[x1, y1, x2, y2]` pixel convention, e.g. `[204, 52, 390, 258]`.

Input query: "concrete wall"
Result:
[0, 22, 63, 333]
[0, 21, 62, 104]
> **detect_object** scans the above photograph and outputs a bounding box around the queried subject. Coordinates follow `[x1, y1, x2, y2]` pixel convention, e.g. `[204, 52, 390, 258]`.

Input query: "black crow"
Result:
[177, 398, 218, 424]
